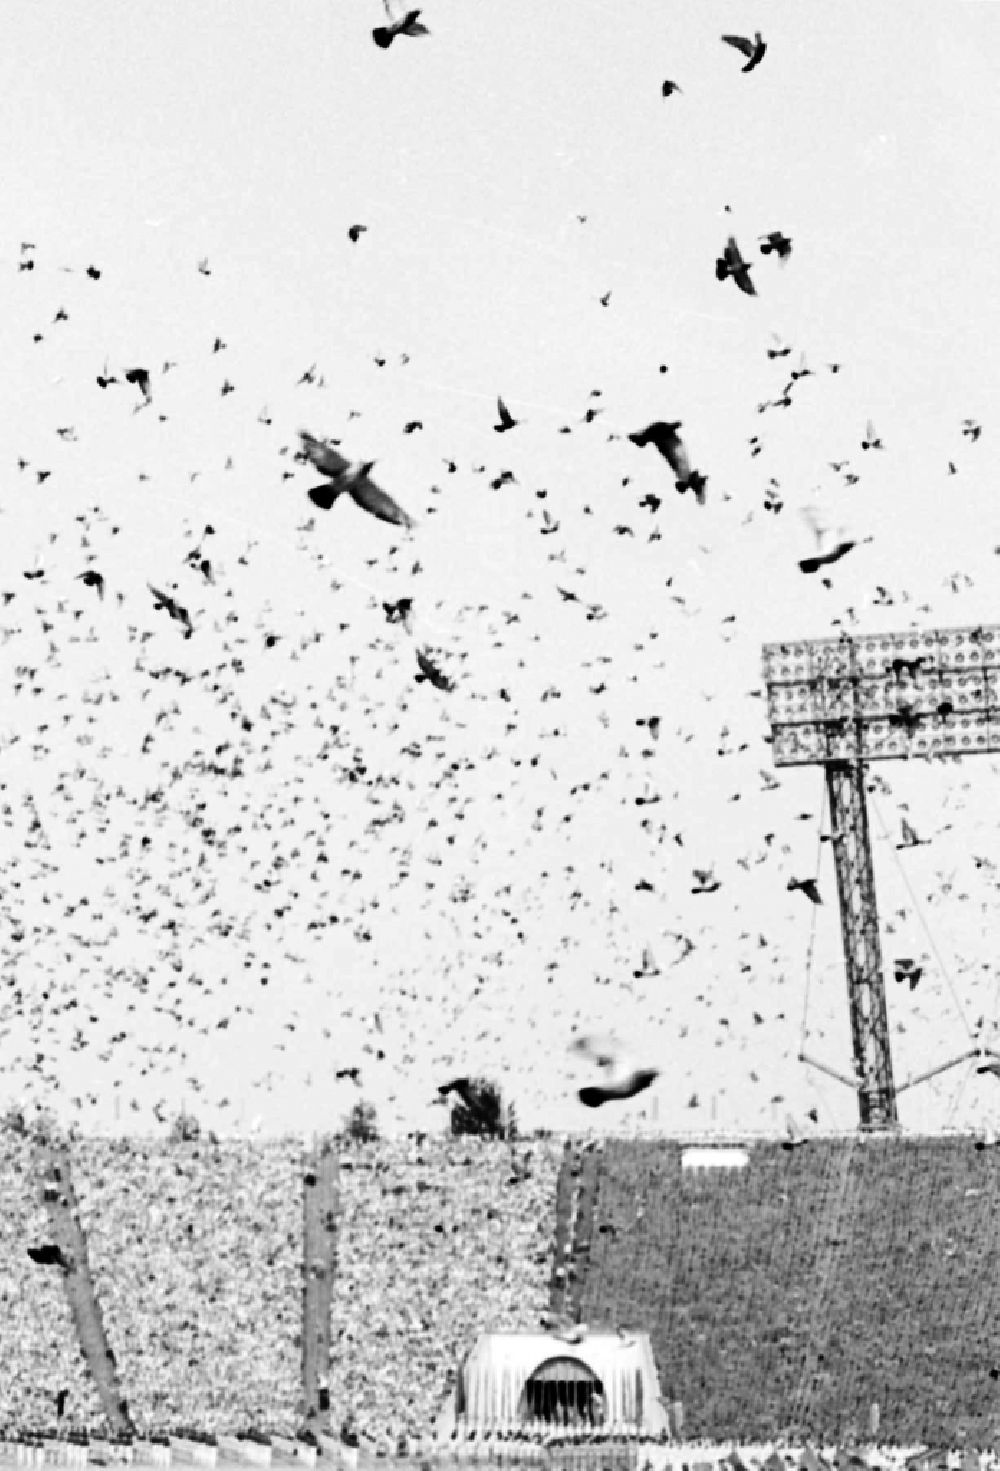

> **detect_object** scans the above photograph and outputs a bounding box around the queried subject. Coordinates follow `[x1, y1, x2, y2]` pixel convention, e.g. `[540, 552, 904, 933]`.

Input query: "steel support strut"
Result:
[825, 760, 898, 1128]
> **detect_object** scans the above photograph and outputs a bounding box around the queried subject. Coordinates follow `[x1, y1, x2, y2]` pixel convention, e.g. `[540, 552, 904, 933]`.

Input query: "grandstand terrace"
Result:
[5, 1128, 1000, 1452]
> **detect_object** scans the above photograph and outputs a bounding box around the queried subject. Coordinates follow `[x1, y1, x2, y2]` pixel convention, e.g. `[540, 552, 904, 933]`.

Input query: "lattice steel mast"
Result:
[762, 623, 1000, 1129]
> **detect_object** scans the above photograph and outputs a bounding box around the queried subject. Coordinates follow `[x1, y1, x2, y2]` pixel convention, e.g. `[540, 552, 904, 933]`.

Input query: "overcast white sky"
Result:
[1, 0, 999, 1139]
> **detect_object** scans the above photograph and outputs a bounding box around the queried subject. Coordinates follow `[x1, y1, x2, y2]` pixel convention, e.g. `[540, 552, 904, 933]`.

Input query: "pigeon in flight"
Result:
[760, 231, 792, 260]
[77, 570, 105, 599]
[629, 421, 705, 499]
[437, 1078, 495, 1127]
[661, 80, 682, 97]
[896, 817, 928, 849]
[124, 366, 152, 406]
[787, 876, 822, 904]
[148, 583, 193, 637]
[893, 958, 922, 991]
[722, 31, 766, 71]
[494, 396, 520, 433]
[27, 1244, 71, 1270]
[572, 1034, 659, 1110]
[300, 432, 416, 527]
[415, 647, 454, 691]
[373, 2, 429, 48]
[716, 236, 755, 295]
[348, 224, 368, 243]
[862, 420, 884, 451]
[798, 505, 856, 574]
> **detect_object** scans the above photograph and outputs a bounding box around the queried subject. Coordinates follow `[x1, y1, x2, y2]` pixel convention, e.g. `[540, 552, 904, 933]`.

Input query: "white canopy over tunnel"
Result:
[435, 1331, 669, 1439]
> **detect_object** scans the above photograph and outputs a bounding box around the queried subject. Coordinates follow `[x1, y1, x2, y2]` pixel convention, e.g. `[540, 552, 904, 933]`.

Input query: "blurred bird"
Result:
[415, 647, 454, 691]
[862, 419, 883, 451]
[373, 1, 429, 48]
[77, 570, 105, 599]
[124, 367, 152, 405]
[572, 1034, 658, 1109]
[787, 876, 822, 904]
[348, 224, 368, 243]
[760, 231, 792, 260]
[148, 583, 193, 637]
[798, 504, 856, 574]
[661, 80, 682, 97]
[495, 396, 520, 433]
[300, 432, 415, 527]
[722, 31, 766, 71]
[383, 597, 414, 629]
[692, 868, 720, 894]
[629, 421, 704, 499]
[27, 1244, 70, 1270]
[437, 1077, 494, 1127]
[897, 817, 928, 849]
[715, 236, 756, 296]
[894, 958, 922, 991]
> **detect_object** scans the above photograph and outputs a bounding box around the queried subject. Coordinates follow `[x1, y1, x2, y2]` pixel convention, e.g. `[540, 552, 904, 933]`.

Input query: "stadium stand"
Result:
[579, 1136, 1000, 1448]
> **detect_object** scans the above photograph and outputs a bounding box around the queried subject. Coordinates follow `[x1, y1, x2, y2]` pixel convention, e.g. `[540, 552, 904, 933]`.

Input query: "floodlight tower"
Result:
[762, 623, 1000, 1130]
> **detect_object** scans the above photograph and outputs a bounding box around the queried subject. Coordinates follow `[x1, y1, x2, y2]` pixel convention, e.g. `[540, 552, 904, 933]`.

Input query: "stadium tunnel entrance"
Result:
[519, 1355, 605, 1426]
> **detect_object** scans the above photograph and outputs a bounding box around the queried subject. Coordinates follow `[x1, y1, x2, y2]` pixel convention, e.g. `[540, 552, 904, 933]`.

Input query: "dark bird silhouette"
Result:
[629, 421, 706, 501]
[896, 817, 928, 849]
[124, 367, 152, 405]
[383, 597, 413, 627]
[494, 396, 519, 433]
[86, 266, 101, 281]
[437, 1077, 494, 1127]
[348, 224, 368, 243]
[415, 647, 454, 691]
[373, 2, 428, 48]
[77, 570, 105, 599]
[336, 1066, 362, 1084]
[579, 1068, 658, 1109]
[661, 80, 682, 97]
[799, 505, 855, 574]
[27, 1244, 71, 1270]
[148, 583, 193, 637]
[722, 31, 766, 71]
[760, 231, 792, 260]
[787, 876, 822, 904]
[715, 236, 756, 295]
[894, 958, 922, 991]
[300, 432, 415, 527]
[861, 419, 883, 451]
[691, 868, 721, 894]
[962, 418, 982, 442]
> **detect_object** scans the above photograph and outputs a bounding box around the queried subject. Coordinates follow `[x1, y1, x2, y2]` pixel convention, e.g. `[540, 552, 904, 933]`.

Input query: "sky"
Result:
[1, 0, 999, 1140]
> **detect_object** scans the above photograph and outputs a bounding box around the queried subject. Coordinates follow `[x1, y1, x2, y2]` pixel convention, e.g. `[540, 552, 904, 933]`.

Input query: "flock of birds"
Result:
[3, 3, 998, 1138]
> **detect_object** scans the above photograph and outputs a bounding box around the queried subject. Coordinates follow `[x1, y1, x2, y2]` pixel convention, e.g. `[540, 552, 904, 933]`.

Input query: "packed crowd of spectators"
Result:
[70, 1136, 303, 1436]
[583, 1137, 1000, 1449]
[0, 1129, 106, 1435]
[329, 1135, 562, 1451]
[8, 1129, 1000, 1453]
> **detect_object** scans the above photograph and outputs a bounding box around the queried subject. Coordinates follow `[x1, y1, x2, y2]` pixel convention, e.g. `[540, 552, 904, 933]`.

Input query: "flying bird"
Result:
[661, 80, 682, 97]
[415, 647, 454, 691]
[894, 958, 922, 991]
[798, 504, 856, 574]
[77, 570, 105, 599]
[862, 420, 883, 451]
[148, 583, 193, 637]
[572, 1035, 659, 1110]
[715, 236, 756, 296]
[27, 1244, 71, 1270]
[300, 432, 416, 527]
[760, 231, 792, 260]
[721, 31, 766, 71]
[373, 2, 429, 48]
[348, 224, 368, 243]
[897, 817, 928, 849]
[494, 396, 519, 433]
[124, 367, 152, 405]
[787, 876, 822, 905]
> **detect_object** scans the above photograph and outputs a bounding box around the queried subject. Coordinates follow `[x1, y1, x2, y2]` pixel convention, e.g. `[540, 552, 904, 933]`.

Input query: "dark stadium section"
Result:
[579, 1137, 1000, 1447]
